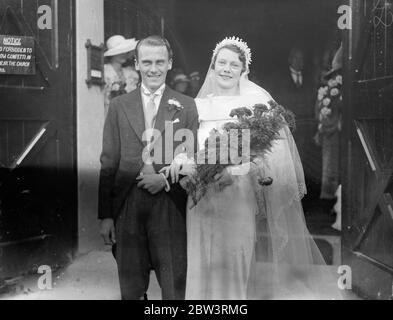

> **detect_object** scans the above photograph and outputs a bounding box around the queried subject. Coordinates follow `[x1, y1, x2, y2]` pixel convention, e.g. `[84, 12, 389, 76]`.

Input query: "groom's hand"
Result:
[136, 173, 166, 195]
[100, 218, 116, 245]
[140, 163, 156, 175]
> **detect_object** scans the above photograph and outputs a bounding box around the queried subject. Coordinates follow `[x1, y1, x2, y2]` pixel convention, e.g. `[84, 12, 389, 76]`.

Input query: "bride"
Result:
[163, 37, 342, 300]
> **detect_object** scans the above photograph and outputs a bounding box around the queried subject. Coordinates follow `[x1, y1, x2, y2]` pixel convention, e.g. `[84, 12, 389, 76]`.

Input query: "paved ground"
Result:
[0, 192, 359, 300]
[1, 248, 161, 300]
[1, 247, 360, 300]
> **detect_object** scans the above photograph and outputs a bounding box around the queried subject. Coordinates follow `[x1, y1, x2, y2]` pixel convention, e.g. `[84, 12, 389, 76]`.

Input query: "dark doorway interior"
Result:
[172, 0, 341, 81]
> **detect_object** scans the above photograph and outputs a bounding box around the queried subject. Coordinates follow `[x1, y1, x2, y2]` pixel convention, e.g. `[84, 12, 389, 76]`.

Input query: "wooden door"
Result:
[103, 0, 184, 69]
[342, 0, 393, 299]
[0, 0, 76, 280]
[104, 0, 164, 41]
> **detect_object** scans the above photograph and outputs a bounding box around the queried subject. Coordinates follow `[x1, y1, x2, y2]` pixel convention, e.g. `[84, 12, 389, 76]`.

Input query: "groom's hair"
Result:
[135, 35, 173, 61]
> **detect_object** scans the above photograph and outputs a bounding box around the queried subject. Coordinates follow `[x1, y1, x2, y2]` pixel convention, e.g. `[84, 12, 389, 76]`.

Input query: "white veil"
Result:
[196, 56, 343, 299]
[197, 60, 307, 202]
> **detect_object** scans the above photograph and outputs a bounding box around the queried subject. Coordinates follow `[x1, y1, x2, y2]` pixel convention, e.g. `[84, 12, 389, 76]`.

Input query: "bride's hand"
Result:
[159, 162, 182, 184]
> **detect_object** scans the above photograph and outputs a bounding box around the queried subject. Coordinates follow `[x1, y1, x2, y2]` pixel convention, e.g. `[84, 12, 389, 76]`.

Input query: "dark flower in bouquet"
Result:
[109, 81, 127, 100]
[181, 100, 296, 208]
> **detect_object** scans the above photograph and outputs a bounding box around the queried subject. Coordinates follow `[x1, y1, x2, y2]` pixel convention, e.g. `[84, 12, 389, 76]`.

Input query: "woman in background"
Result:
[104, 35, 139, 116]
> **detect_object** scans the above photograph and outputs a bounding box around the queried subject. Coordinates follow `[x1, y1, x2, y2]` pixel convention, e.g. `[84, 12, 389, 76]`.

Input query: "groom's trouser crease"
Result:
[115, 186, 187, 300]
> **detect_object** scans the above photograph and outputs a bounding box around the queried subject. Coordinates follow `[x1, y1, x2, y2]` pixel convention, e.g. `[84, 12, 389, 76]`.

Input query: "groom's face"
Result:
[135, 44, 172, 93]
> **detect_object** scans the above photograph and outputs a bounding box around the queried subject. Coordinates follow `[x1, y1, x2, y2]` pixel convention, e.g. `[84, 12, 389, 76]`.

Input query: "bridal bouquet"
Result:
[181, 100, 296, 208]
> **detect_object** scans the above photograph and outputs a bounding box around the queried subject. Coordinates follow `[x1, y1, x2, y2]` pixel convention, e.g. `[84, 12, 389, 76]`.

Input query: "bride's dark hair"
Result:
[212, 44, 247, 73]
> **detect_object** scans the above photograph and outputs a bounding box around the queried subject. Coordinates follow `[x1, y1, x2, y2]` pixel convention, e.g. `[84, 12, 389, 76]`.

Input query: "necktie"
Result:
[144, 93, 160, 150]
[297, 73, 303, 86]
[296, 74, 301, 87]
[291, 71, 302, 87]
[145, 94, 157, 130]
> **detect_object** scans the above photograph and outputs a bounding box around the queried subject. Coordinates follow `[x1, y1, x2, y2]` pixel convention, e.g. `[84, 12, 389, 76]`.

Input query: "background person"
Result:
[104, 35, 140, 116]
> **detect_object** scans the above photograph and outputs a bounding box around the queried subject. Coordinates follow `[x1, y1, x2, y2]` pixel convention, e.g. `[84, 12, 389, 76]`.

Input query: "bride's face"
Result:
[213, 48, 243, 91]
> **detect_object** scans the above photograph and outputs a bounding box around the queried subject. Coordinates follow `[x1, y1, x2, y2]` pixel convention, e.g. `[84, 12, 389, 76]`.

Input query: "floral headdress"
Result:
[212, 36, 252, 69]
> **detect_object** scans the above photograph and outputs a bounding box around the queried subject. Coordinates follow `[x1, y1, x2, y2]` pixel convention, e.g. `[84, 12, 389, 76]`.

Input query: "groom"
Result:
[98, 35, 199, 300]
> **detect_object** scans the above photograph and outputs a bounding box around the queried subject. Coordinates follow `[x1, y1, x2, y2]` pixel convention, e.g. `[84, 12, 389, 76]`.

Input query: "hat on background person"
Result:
[324, 43, 343, 79]
[104, 35, 138, 57]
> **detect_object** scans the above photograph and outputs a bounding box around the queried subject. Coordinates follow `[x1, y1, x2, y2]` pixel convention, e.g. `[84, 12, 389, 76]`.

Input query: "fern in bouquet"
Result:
[181, 100, 296, 208]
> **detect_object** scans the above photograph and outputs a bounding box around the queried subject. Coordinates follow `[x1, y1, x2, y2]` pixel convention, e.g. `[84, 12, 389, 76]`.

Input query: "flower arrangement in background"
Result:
[314, 74, 343, 145]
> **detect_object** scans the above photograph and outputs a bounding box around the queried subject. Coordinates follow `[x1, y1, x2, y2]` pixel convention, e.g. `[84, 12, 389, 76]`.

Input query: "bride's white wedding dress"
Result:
[186, 95, 259, 300]
[185, 93, 343, 300]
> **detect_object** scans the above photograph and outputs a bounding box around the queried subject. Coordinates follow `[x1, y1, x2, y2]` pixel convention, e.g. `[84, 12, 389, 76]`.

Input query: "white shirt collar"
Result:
[289, 66, 302, 76]
[141, 83, 166, 97]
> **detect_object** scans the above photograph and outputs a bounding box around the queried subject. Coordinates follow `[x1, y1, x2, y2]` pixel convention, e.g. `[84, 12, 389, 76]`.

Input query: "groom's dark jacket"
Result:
[98, 85, 199, 220]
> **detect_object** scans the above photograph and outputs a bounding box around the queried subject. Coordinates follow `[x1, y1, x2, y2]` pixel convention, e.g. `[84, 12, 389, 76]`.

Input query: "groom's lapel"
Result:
[153, 86, 178, 142]
[122, 89, 146, 146]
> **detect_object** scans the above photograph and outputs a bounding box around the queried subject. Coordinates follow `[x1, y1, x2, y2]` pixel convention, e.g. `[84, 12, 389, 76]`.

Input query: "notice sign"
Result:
[0, 35, 36, 75]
